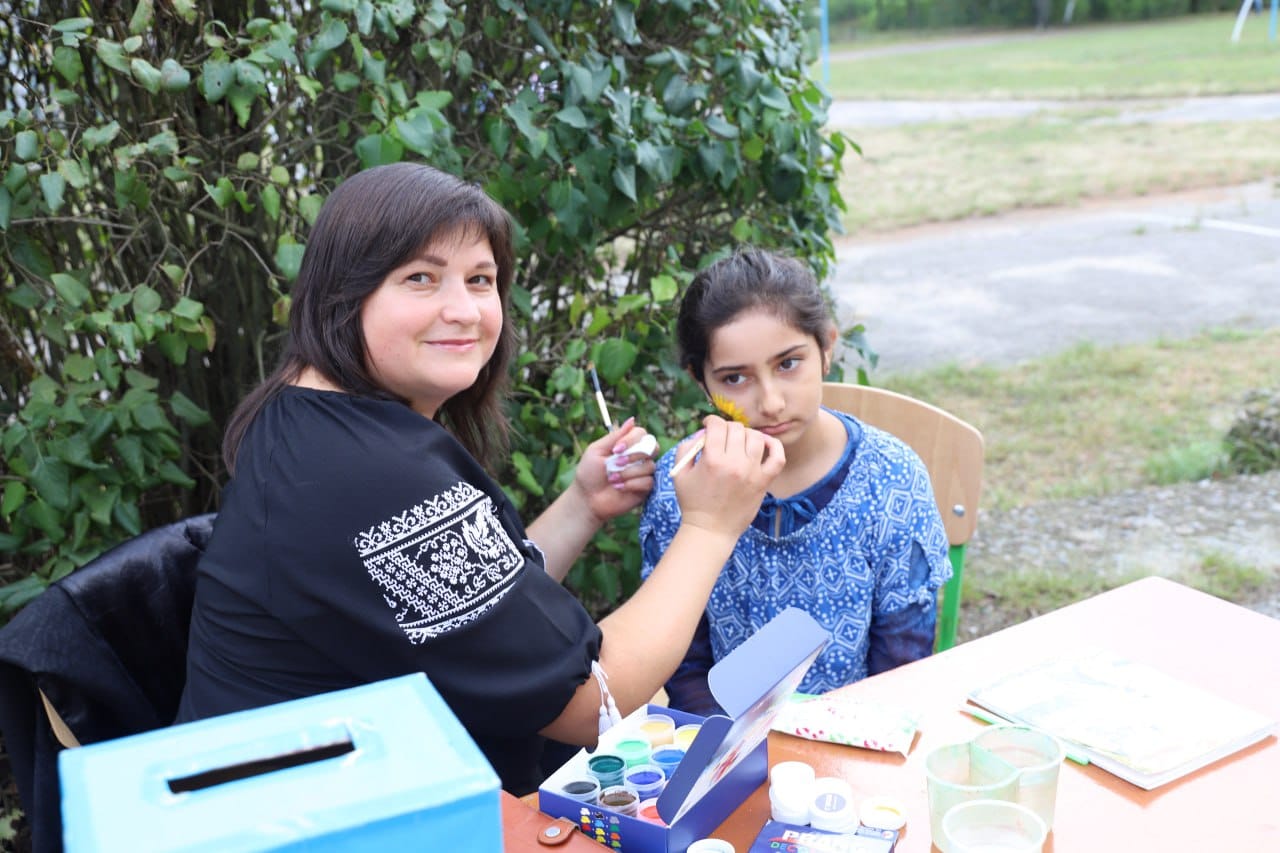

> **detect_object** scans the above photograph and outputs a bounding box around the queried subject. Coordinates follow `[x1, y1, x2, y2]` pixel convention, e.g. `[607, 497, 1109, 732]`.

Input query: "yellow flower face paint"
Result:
[710, 393, 750, 426]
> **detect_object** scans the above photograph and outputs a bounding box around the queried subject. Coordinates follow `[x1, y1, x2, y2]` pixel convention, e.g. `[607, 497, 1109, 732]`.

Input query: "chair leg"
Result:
[935, 544, 965, 652]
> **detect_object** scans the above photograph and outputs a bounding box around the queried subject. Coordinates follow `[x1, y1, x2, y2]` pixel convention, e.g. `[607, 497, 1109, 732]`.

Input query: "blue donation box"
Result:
[59, 673, 502, 851]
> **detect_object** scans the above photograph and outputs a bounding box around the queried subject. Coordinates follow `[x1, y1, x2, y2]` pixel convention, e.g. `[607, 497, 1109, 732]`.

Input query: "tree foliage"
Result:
[1, 0, 848, 620]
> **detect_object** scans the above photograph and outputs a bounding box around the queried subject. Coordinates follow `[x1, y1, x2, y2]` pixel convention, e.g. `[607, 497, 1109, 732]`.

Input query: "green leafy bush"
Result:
[1226, 389, 1280, 475]
[1, 0, 847, 621]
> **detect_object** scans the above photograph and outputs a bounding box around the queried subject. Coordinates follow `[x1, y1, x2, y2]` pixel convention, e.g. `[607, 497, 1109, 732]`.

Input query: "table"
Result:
[707, 577, 1280, 851]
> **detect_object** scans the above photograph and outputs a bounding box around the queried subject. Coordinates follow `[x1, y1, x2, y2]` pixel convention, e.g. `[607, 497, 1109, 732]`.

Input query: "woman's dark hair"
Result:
[222, 162, 517, 473]
[676, 247, 835, 384]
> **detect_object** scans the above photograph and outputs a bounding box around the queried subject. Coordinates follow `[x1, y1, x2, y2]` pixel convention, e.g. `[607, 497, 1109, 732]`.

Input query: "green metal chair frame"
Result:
[822, 383, 985, 652]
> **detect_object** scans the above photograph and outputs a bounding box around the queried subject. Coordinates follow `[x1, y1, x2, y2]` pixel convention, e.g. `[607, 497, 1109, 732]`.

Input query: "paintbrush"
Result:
[587, 362, 612, 429]
[670, 393, 750, 477]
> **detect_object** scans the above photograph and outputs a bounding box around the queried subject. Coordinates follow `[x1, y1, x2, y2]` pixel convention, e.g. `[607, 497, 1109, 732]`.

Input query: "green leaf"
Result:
[595, 338, 638, 383]
[650, 274, 678, 303]
[170, 0, 197, 24]
[275, 241, 305, 280]
[227, 85, 256, 127]
[128, 0, 155, 34]
[354, 133, 403, 169]
[299, 194, 324, 226]
[53, 45, 85, 84]
[15, 130, 38, 162]
[53, 17, 94, 32]
[260, 184, 280, 220]
[554, 106, 590, 129]
[95, 40, 131, 73]
[313, 17, 349, 53]
[39, 172, 66, 212]
[156, 332, 188, 365]
[2, 482, 28, 517]
[705, 115, 739, 139]
[157, 460, 196, 488]
[169, 391, 211, 426]
[132, 285, 162, 315]
[31, 458, 72, 510]
[269, 165, 289, 185]
[205, 176, 234, 208]
[199, 59, 234, 103]
[82, 121, 121, 151]
[159, 59, 191, 92]
[51, 272, 90, 307]
[132, 401, 170, 431]
[62, 353, 97, 381]
[236, 152, 260, 171]
[57, 157, 90, 189]
[0, 188, 10, 230]
[171, 296, 203, 320]
[113, 500, 142, 537]
[612, 164, 636, 202]
[114, 435, 146, 480]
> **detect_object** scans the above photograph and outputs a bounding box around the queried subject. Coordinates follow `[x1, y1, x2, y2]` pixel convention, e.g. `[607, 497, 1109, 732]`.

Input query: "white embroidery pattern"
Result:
[354, 481, 522, 643]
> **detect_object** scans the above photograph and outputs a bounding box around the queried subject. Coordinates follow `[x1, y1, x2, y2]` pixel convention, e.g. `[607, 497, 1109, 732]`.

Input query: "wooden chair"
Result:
[821, 382, 984, 652]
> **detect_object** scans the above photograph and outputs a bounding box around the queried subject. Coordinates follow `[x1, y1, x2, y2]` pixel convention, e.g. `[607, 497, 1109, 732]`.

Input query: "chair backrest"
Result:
[822, 383, 984, 651]
[0, 514, 215, 853]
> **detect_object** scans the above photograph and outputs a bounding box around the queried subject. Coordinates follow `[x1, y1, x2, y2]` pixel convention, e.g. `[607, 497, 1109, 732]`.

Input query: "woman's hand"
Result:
[574, 416, 658, 522]
[673, 415, 785, 538]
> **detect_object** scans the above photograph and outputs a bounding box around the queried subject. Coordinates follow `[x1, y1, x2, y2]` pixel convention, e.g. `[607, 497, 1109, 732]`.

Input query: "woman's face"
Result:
[361, 230, 502, 418]
[703, 308, 831, 450]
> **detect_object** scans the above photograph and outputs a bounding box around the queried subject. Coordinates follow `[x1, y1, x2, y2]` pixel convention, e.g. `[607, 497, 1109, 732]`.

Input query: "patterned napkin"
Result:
[769, 692, 919, 757]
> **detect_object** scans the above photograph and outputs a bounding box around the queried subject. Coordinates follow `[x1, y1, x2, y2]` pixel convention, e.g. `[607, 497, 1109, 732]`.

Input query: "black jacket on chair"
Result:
[0, 514, 215, 853]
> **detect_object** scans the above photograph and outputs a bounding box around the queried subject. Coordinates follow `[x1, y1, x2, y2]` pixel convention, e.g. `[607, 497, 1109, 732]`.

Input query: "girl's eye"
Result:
[779, 357, 801, 372]
[722, 373, 746, 386]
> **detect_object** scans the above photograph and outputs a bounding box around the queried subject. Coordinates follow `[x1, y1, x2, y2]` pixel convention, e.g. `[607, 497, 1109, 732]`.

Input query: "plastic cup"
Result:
[687, 840, 735, 853]
[586, 753, 626, 788]
[925, 741, 1020, 849]
[624, 763, 667, 800]
[971, 725, 1065, 831]
[673, 723, 702, 748]
[559, 777, 601, 804]
[650, 745, 686, 779]
[598, 784, 640, 817]
[942, 799, 1048, 853]
[615, 738, 652, 768]
[639, 712, 676, 747]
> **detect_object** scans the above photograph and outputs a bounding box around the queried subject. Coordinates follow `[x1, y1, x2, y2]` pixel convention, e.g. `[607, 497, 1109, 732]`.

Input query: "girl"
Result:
[639, 248, 951, 715]
[175, 164, 786, 793]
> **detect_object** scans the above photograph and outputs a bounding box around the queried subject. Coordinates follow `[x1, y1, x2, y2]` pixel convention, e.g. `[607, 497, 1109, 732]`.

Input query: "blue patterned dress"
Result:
[639, 409, 951, 713]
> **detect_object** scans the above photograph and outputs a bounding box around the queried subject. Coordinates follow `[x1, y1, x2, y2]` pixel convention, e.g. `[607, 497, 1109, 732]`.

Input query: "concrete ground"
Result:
[829, 180, 1280, 376]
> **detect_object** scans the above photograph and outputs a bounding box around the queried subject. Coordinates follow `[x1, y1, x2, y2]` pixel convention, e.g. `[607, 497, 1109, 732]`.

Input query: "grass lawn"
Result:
[823, 13, 1280, 100]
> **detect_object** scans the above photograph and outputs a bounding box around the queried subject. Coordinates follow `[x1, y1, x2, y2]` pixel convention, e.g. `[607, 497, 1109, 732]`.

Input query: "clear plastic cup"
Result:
[972, 725, 1065, 830]
[925, 741, 1020, 848]
[942, 798, 1048, 853]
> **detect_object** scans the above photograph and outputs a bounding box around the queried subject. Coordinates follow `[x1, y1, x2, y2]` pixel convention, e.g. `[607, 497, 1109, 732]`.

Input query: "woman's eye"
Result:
[779, 357, 801, 372]
[468, 274, 495, 289]
[407, 272, 434, 285]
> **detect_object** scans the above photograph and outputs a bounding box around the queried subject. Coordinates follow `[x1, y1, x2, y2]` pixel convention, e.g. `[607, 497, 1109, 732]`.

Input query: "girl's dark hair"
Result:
[676, 247, 835, 384]
[222, 162, 517, 473]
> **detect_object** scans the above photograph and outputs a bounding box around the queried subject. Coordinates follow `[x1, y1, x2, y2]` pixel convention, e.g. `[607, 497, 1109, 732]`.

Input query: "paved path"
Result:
[829, 181, 1280, 376]
[826, 93, 1280, 127]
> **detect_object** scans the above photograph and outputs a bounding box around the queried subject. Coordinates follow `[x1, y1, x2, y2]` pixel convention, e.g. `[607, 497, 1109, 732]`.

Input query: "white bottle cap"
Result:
[808, 776, 857, 833]
[859, 794, 908, 831]
[768, 761, 816, 825]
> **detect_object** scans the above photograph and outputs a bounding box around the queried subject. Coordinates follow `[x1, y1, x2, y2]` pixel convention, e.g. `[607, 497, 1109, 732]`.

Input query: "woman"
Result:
[175, 164, 785, 794]
[639, 248, 951, 715]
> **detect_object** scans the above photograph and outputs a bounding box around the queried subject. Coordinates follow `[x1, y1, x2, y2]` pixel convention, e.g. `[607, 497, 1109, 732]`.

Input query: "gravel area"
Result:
[957, 470, 1280, 641]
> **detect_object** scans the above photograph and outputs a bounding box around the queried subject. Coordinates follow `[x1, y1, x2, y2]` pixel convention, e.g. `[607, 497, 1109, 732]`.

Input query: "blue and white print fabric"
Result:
[639, 409, 951, 695]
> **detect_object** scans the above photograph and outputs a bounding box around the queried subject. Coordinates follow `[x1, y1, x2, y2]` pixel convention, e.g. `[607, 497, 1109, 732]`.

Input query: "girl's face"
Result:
[361, 231, 503, 418]
[702, 308, 833, 449]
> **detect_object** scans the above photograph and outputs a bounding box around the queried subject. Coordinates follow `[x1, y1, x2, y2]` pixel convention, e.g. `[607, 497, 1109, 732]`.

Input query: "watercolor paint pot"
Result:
[598, 784, 640, 817]
[673, 724, 702, 749]
[615, 738, 652, 768]
[639, 712, 676, 747]
[637, 798, 666, 825]
[650, 746, 686, 779]
[559, 777, 601, 804]
[586, 753, 627, 788]
[624, 763, 667, 800]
